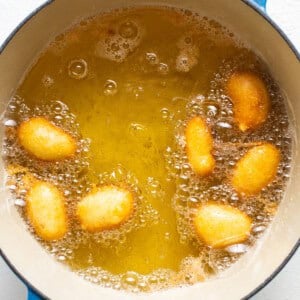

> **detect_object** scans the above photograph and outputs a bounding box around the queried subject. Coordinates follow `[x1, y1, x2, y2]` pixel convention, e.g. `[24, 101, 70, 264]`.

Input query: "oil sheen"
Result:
[3, 7, 292, 292]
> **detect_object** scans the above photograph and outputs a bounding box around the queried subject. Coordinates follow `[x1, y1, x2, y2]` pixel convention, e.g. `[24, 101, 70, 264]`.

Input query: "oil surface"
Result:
[2, 7, 292, 292]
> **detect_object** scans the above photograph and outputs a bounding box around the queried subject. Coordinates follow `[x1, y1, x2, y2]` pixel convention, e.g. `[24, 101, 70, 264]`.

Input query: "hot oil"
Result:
[3, 7, 292, 292]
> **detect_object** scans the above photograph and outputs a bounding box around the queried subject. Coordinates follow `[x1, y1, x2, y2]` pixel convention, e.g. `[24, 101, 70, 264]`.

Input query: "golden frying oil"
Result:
[3, 7, 292, 292]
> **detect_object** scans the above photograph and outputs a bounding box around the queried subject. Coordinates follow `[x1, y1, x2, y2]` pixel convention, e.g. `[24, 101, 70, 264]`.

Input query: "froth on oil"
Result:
[2, 6, 293, 294]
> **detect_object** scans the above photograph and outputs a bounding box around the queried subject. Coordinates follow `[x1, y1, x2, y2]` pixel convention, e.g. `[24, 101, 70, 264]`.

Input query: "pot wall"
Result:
[0, 1, 299, 299]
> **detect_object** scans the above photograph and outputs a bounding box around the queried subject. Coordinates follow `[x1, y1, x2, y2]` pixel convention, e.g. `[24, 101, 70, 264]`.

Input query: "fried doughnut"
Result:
[194, 203, 251, 248]
[185, 116, 215, 176]
[226, 71, 270, 131]
[26, 181, 67, 241]
[18, 117, 76, 161]
[77, 185, 134, 232]
[232, 143, 280, 195]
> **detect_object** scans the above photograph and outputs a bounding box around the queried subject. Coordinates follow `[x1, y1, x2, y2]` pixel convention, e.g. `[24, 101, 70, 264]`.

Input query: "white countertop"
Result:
[0, 0, 299, 299]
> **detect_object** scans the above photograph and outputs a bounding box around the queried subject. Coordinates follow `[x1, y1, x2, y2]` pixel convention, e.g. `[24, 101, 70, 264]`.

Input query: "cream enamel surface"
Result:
[0, 0, 299, 299]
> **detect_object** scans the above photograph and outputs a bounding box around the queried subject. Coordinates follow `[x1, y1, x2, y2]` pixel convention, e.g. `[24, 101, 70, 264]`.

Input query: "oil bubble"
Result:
[42, 75, 54, 87]
[4, 119, 17, 127]
[137, 281, 149, 291]
[132, 86, 144, 98]
[215, 120, 233, 138]
[145, 52, 159, 65]
[119, 21, 138, 39]
[184, 36, 192, 45]
[164, 232, 171, 240]
[68, 59, 88, 80]
[202, 101, 220, 118]
[121, 272, 138, 286]
[103, 80, 118, 96]
[128, 123, 147, 137]
[111, 43, 120, 52]
[252, 225, 266, 233]
[15, 199, 25, 207]
[122, 42, 130, 49]
[225, 244, 248, 254]
[148, 275, 158, 284]
[58, 255, 66, 261]
[157, 63, 169, 75]
[161, 108, 171, 120]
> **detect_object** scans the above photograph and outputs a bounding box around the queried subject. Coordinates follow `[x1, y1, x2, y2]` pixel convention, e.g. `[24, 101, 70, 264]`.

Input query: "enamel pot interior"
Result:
[0, 0, 299, 299]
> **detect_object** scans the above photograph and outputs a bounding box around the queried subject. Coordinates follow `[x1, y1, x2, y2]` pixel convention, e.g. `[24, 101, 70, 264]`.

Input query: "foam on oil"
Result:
[2, 7, 292, 292]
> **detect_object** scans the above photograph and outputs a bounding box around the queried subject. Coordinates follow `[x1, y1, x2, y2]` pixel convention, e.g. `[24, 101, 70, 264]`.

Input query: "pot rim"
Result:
[0, 1, 299, 299]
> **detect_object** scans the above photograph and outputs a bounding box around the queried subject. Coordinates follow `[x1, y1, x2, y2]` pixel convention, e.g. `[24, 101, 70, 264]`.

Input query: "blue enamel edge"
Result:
[28, 288, 43, 300]
[249, 0, 267, 11]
